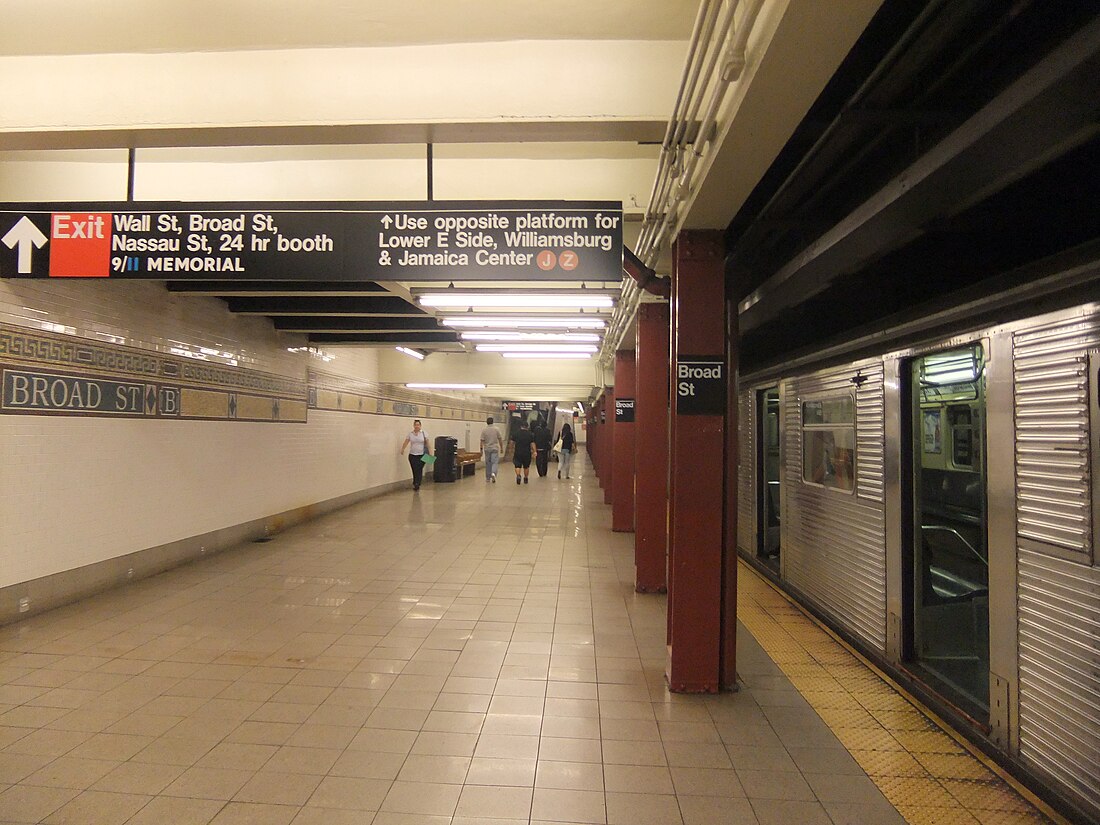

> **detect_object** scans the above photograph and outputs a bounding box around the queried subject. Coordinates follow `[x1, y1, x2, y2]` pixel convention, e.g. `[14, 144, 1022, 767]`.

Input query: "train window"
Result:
[802, 396, 854, 425]
[802, 394, 856, 492]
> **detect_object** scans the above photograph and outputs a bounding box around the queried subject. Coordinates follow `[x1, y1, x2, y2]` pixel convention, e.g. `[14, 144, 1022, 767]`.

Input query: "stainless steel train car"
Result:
[737, 301, 1100, 821]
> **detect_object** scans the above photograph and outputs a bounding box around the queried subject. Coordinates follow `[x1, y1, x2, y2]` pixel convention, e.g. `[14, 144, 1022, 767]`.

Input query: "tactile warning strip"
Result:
[737, 560, 1069, 825]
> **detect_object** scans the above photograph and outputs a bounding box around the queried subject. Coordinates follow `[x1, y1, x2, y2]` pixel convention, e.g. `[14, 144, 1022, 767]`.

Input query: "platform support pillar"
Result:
[602, 386, 615, 503]
[667, 230, 730, 693]
[634, 303, 669, 590]
[612, 350, 636, 531]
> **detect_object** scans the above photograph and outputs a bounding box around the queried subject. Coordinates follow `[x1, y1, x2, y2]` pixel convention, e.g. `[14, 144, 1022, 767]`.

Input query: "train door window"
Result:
[948, 405, 978, 468]
[801, 394, 856, 492]
[908, 345, 990, 717]
[757, 388, 781, 571]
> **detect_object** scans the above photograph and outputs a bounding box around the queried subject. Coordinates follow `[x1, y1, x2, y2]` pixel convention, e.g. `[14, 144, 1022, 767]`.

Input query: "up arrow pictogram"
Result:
[2, 216, 49, 274]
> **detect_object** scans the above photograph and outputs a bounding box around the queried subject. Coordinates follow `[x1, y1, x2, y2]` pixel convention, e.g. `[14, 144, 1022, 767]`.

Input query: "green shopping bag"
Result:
[420, 454, 436, 465]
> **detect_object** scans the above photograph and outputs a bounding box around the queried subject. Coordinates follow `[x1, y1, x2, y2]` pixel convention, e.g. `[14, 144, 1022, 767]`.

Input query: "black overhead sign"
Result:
[676, 355, 725, 415]
[503, 401, 539, 412]
[0, 200, 623, 282]
[615, 398, 635, 422]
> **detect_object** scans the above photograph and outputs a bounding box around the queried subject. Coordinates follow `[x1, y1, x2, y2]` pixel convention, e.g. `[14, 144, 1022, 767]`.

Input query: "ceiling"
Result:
[0, 0, 883, 400]
[0, 1, 698, 55]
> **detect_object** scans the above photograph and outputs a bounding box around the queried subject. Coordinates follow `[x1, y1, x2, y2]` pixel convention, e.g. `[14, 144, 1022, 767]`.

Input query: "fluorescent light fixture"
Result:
[921, 350, 980, 385]
[406, 383, 486, 389]
[502, 352, 592, 359]
[443, 316, 606, 329]
[394, 346, 426, 360]
[460, 332, 601, 343]
[419, 294, 614, 308]
[475, 344, 597, 353]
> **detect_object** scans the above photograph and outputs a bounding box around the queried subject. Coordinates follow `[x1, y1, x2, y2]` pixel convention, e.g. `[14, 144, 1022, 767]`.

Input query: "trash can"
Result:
[433, 436, 458, 482]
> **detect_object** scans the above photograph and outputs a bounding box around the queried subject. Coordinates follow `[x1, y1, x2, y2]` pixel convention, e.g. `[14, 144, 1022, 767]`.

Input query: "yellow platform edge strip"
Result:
[737, 559, 1070, 825]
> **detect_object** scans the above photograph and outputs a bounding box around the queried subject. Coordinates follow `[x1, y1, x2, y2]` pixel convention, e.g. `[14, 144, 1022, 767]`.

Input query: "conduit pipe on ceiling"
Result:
[601, 277, 639, 363]
[641, 0, 768, 267]
[602, 0, 765, 364]
[669, 0, 766, 223]
[638, 0, 724, 266]
[643, 0, 740, 262]
[601, 0, 722, 366]
[601, 245, 670, 364]
[638, 0, 731, 263]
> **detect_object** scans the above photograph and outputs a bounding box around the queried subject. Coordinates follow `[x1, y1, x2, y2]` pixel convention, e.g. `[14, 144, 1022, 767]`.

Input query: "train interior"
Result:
[910, 346, 990, 717]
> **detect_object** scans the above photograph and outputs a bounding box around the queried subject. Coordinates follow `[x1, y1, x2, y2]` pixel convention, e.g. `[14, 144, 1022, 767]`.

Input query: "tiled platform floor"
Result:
[0, 457, 1062, 824]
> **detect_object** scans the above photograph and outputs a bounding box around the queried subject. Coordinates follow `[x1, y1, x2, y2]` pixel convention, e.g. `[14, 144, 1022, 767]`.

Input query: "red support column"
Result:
[594, 400, 602, 477]
[589, 410, 597, 467]
[667, 230, 727, 693]
[587, 408, 595, 471]
[666, 290, 678, 646]
[721, 297, 739, 689]
[602, 386, 615, 504]
[611, 351, 636, 532]
[635, 303, 669, 591]
[585, 411, 592, 463]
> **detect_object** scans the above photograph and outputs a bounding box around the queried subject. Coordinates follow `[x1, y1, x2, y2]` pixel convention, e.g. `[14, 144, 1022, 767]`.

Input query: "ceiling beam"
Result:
[273, 316, 442, 333]
[0, 120, 672, 152]
[224, 296, 424, 315]
[168, 281, 388, 296]
[308, 332, 461, 345]
[409, 286, 620, 298]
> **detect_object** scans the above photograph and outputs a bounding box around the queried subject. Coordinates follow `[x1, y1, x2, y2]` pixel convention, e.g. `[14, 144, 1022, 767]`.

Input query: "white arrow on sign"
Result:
[2, 216, 49, 274]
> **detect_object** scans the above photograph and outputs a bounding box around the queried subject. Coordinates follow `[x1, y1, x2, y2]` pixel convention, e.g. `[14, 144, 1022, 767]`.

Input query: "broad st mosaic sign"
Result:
[0, 200, 623, 282]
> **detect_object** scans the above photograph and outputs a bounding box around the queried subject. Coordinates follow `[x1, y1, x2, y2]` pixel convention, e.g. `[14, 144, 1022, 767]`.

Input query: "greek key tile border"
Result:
[0, 322, 306, 422]
[0, 361, 307, 423]
[309, 369, 496, 421]
[0, 322, 306, 398]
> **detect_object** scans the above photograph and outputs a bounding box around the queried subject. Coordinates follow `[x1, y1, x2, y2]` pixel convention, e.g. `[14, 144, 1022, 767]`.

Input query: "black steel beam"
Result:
[739, 16, 1100, 334]
[225, 296, 423, 315]
[167, 280, 388, 296]
[272, 316, 442, 333]
[307, 332, 461, 344]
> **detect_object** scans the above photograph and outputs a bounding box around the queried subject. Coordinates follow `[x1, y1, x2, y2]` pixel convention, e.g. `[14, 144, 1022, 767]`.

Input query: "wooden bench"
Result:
[456, 451, 480, 478]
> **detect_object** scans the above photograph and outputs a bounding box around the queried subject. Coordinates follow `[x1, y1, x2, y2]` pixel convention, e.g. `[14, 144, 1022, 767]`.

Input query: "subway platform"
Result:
[0, 460, 1064, 824]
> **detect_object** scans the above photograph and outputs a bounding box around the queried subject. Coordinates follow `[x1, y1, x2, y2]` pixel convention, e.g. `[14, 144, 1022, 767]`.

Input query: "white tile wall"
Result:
[0, 278, 473, 588]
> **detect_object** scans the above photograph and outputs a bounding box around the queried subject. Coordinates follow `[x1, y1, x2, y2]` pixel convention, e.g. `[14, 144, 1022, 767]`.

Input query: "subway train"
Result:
[736, 300, 1100, 819]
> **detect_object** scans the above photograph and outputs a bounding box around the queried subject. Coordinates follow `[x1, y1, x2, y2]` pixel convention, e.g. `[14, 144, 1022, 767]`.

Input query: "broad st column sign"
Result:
[0, 200, 622, 282]
[676, 355, 725, 415]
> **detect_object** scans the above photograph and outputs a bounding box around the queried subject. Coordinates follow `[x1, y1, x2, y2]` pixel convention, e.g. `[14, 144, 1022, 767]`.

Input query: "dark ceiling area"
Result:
[726, 0, 1100, 374]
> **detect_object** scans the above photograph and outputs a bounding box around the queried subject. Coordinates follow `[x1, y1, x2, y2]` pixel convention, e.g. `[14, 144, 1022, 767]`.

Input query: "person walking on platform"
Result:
[533, 418, 553, 478]
[399, 419, 431, 491]
[511, 420, 537, 485]
[480, 416, 503, 483]
[556, 422, 576, 479]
